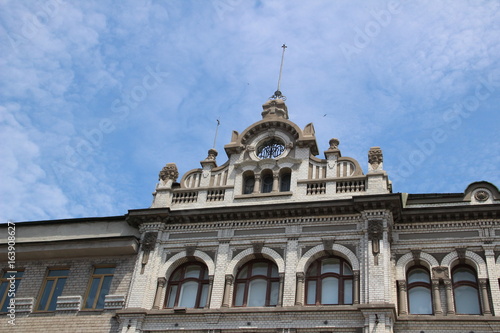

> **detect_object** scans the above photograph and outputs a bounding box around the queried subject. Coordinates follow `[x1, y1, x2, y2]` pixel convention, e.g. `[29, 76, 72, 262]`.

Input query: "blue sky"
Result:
[1, 0, 499, 222]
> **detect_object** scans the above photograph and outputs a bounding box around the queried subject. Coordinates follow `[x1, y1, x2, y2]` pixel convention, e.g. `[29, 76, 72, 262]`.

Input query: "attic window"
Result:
[257, 138, 285, 159]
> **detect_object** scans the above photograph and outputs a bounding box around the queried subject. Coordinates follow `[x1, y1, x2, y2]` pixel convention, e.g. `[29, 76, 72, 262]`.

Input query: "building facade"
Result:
[1, 96, 500, 332]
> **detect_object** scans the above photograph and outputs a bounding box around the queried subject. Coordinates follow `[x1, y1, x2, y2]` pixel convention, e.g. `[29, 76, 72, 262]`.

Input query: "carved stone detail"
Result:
[432, 266, 449, 280]
[185, 244, 197, 257]
[411, 249, 421, 266]
[475, 190, 489, 201]
[368, 220, 383, 241]
[322, 238, 335, 251]
[368, 147, 383, 170]
[159, 163, 179, 181]
[142, 232, 158, 252]
[456, 248, 467, 263]
[205, 148, 218, 161]
[252, 242, 264, 254]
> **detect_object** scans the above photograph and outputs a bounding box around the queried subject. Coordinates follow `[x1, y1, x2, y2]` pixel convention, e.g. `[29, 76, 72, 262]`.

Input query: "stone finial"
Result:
[368, 147, 383, 172]
[324, 138, 341, 160]
[261, 98, 289, 119]
[159, 163, 179, 181]
[205, 148, 218, 161]
[328, 138, 340, 150]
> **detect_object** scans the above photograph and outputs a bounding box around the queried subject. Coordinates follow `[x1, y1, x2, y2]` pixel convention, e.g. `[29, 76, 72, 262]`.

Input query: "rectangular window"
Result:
[84, 266, 115, 309]
[0, 270, 24, 312]
[36, 268, 69, 312]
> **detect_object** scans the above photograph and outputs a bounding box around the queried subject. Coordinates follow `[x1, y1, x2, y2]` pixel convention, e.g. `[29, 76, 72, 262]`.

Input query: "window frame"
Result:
[164, 262, 210, 309]
[279, 168, 291, 192]
[452, 264, 482, 315]
[83, 265, 116, 310]
[0, 270, 24, 313]
[233, 259, 280, 307]
[406, 266, 433, 315]
[243, 172, 255, 194]
[35, 267, 70, 312]
[304, 256, 353, 306]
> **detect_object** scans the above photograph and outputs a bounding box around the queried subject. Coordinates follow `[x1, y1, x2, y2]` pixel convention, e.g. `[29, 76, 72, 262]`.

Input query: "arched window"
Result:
[305, 256, 353, 305]
[452, 265, 481, 314]
[407, 267, 433, 314]
[261, 170, 274, 193]
[233, 259, 280, 307]
[243, 172, 255, 194]
[279, 168, 291, 192]
[165, 262, 209, 308]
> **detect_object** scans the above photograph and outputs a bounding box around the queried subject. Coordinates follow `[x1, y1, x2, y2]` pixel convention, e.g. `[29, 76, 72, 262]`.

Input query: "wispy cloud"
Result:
[1, 0, 499, 222]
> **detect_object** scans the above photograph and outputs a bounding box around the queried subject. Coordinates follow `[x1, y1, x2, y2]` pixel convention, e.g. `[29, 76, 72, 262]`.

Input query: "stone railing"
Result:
[336, 180, 366, 193]
[207, 189, 225, 202]
[306, 182, 326, 195]
[172, 191, 198, 204]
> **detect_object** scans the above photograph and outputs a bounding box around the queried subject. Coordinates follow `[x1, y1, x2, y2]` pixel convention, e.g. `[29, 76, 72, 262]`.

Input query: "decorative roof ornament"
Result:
[269, 44, 287, 101]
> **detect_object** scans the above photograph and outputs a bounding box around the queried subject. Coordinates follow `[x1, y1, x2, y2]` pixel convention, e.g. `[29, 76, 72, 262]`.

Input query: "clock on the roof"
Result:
[257, 138, 286, 159]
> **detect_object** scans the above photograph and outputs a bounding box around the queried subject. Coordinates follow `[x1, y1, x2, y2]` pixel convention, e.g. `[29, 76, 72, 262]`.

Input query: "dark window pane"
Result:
[0, 282, 9, 312]
[85, 278, 101, 309]
[244, 177, 255, 194]
[48, 270, 69, 277]
[96, 276, 113, 309]
[262, 175, 273, 193]
[280, 174, 291, 192]
[37, 280, 54, 311]
[94, 267, 115, 275]
[48, 278, 66, 311]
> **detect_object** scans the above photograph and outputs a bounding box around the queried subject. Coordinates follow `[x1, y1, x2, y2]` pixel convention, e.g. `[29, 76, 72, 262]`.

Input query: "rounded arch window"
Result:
[407, 266, 432, 314]
[279, 168, 291, 192]
[452, 265, 481, 314]
[165, 262, 209, 308]
[233, 259, 280, 307]
[261, 170, 274, 193]
[242, 171, 255, 194]
[257, 137, 285, 159]
[305, 256, 353, 305]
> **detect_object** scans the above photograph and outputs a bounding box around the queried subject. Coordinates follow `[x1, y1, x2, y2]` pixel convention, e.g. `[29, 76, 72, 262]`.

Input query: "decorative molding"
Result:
[56, 295, 82, 311]
[104, 295, 126, 310]
[15, 297, 34, 313]
[159, 163, 179, 181]
[142, 232, 158, 252]
[432, 266, 449, 280]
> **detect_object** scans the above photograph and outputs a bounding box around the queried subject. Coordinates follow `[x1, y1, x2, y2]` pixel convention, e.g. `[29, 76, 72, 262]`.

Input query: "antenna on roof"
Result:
[270, 44, 287, 100]
[212, 118, 220, 148]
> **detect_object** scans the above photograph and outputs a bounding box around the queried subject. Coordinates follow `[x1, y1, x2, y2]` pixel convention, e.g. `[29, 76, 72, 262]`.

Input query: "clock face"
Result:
[257, 138, 285, 159]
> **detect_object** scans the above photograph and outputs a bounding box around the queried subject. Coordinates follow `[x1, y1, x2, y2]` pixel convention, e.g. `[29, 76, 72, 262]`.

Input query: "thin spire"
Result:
[270, 44, 287, 100]
[212, 118, 220, 148]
